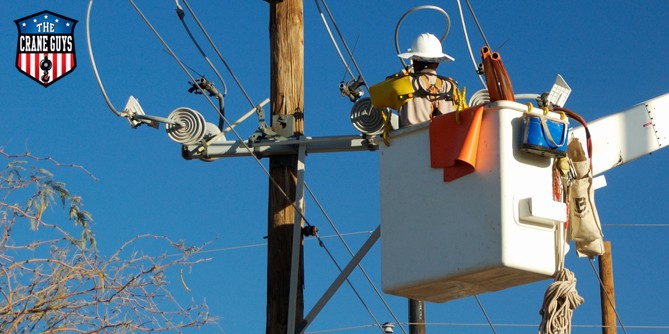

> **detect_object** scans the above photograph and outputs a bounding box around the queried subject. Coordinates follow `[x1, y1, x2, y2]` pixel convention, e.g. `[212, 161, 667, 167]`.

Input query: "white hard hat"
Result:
[398, 33, 454, 63]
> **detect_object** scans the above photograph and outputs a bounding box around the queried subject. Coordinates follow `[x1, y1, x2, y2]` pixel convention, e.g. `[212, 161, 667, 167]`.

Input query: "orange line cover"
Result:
[429, 106, 485, 182]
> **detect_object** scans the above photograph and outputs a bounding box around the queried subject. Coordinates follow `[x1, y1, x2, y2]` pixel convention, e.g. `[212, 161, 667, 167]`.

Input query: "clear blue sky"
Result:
[3, 1, 669, 333]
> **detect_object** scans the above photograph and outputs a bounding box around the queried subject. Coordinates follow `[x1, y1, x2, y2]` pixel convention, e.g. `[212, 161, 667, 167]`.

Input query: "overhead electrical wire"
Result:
[474, 295, 498, 334]
[310, 228, 385, 332]
[175, 0, 228, 98]
[340, 35, 360, 83]
[304, 182, 407, 334]
[394, 5, 451, 69]
[588, 258, 629, 334]
[124, 0, 343, 257]
[173, 2, 406, 331]
[123, 0, 309, 227]
[464, 0, 490, 48]
[315, 0, 369, 91]
[88, 2, 668, 334]
[305, 319, 669, 332]
[162, 49, 205, 77]
[363, 322, 666, 330]
[454, 0, 487, 88]
[603, 223, 669, 227]
[87, 1, 183, 127]
[122, 4, 395, 332]
[124, 0, 224, 124]
[314, 0, 355, 83]
[309, 4, 438, 331]
[174, 0, 227, 129]
[180, 0, 256, 109]
[309, 321, 669, 333]
[311, 3, 517, 332]
[164, 231, 375, 257]
[86, 1, 121, 117]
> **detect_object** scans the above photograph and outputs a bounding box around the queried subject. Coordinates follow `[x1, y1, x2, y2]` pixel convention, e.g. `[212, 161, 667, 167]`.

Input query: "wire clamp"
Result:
[340, 75, 365, 102]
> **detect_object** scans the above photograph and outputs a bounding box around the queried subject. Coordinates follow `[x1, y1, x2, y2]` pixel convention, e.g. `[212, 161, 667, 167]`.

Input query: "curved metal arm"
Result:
[395, 5, 451, 68]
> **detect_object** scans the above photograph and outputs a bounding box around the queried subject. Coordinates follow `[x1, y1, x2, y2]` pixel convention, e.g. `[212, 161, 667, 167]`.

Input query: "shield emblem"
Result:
[15, 11, 78, 87]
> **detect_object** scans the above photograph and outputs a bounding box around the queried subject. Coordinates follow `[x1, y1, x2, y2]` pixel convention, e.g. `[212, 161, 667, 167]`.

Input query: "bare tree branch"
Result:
[0, 151, 214, 333]
[0, 147, 99, 182]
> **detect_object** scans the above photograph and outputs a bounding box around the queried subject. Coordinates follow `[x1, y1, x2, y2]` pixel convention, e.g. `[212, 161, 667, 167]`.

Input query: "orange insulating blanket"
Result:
[430, 106, 485, 182]
[481, 46, 515, 102]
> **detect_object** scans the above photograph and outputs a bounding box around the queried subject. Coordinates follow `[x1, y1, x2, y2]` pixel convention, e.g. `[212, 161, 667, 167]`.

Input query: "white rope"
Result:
[538, 268, 584, 334]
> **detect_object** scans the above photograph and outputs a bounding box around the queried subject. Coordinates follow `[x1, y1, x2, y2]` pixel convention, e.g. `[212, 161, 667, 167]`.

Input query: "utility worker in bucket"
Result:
[398, 33, 460, 128]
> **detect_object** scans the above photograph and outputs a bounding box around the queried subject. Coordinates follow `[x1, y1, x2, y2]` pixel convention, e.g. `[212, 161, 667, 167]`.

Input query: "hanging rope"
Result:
[538, 268, 584, 334]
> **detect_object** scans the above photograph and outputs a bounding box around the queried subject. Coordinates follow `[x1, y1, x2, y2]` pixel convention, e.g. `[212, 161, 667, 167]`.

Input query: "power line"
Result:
[603, 224, 669, 227]
[123, 10, 376, 325]
[474, 295, 498, 334]
[180, 0, 256, 108]
[307, 321, 669, 333]
[126, 0, 312, 238]
[163, 231, 374, 257]
[304, 182, 406, 334]
[589, 257, 629, 334]
[305, 324, 377, 334]
[315, 0, 369, 91]
[175, 0, 228, 97]
[126, 4, 406, 331]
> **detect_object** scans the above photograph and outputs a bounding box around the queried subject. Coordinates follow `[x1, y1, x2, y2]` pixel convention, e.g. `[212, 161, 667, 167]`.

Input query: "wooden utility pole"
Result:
[266, 0, 305, 333]
[599, 241, 617, 334]
[409, 299, 426, 334]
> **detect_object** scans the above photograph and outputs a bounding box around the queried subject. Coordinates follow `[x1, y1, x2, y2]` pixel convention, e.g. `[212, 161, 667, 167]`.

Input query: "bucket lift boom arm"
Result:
[569, 93, 669, 176]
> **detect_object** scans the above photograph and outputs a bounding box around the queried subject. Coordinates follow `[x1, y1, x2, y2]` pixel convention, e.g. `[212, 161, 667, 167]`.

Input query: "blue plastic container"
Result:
[520, 115, 569, 157]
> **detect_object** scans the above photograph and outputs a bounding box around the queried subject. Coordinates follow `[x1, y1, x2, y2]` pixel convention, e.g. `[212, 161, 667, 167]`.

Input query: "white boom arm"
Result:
[570, 92, 669, 176]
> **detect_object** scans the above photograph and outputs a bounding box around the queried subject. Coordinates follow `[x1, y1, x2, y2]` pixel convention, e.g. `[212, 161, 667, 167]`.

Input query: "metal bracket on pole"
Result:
[287, 142, 307, 334]
[298, 226, 381, 334]
[185, 135, 379, 160]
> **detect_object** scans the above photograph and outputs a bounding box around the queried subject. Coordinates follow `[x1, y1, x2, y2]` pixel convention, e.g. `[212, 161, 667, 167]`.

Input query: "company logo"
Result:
[15, 11, 78, 87]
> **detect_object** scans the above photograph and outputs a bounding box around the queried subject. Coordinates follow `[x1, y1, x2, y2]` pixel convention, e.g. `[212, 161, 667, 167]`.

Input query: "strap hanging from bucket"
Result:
[553, 106, 592, 169]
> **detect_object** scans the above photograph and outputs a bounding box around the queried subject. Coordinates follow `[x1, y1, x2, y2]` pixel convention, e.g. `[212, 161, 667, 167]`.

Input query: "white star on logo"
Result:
[55, 19, 59, 23]
[44, 15, 48, 19]
[22, 22, 26, 27]
[66, 22, 70, 27]
[33, 19, 37, 23]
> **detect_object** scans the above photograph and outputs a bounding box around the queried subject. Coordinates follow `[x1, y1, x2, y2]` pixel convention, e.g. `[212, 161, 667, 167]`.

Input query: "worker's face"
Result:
[412, 60, 439, 71]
